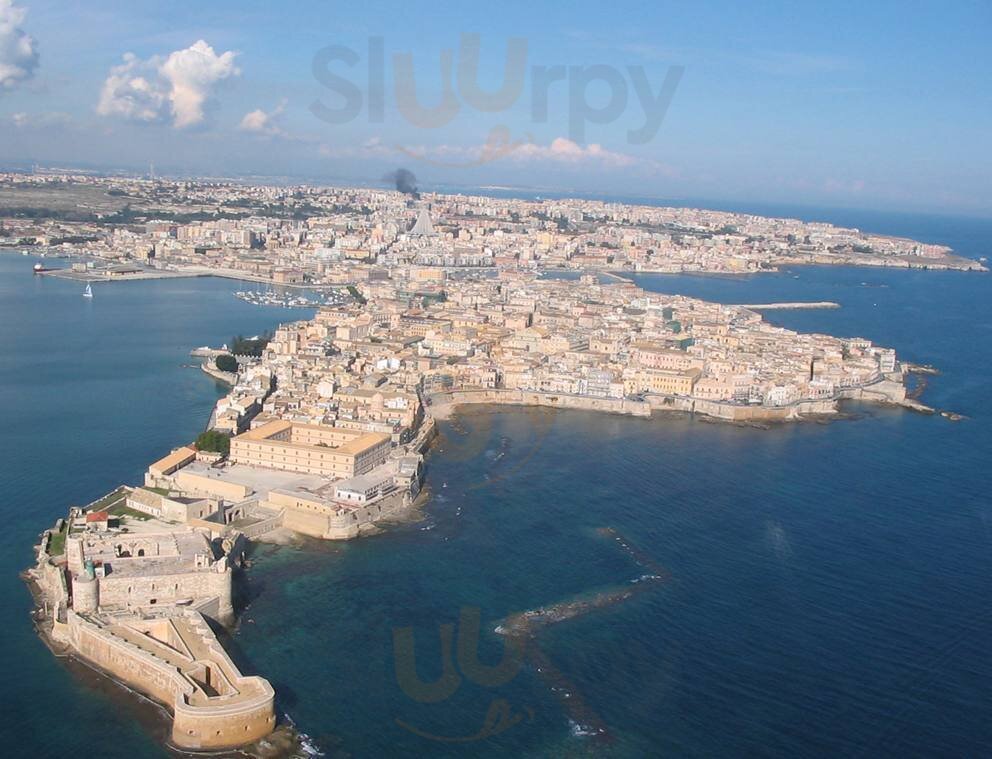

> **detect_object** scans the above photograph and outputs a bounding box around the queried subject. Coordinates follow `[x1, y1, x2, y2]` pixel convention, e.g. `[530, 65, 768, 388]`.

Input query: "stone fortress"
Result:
[28, 375, 431, 750]
[30, 495, 275, 750]
[28, 435, 428, 750]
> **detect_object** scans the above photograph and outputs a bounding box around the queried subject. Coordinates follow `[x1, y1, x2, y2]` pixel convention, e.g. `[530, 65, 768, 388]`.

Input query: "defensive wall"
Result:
[427, 380, 914, 424]
[427, 389, 652, 418]
[272, 486, 413, 540]
[57, 609, 275, 750]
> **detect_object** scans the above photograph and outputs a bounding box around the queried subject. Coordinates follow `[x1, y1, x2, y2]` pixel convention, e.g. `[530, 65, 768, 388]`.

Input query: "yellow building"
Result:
[229, 420, 390, 478]
[148, 446, 197, 477]
[624, 368, 700, 396]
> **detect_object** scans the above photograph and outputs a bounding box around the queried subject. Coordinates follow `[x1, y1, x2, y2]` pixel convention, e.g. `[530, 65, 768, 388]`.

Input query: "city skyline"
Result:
[1, 1, 990, 217]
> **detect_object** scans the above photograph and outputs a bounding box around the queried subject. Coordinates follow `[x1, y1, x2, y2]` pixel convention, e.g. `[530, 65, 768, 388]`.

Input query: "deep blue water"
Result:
[0, 259, 313, 758]
[0, 206, 990, 758]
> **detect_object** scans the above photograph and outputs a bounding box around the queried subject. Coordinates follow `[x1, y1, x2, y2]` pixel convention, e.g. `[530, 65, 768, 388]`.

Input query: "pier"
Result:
[734, 301, 841, 310]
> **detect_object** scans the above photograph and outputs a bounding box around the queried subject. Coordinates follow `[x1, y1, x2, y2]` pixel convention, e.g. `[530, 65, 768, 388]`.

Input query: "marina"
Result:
[234, 288, 349, 308]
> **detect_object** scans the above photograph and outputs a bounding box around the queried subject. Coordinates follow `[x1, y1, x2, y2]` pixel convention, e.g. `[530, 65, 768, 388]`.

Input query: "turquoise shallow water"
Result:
[1, 208, 990, 758]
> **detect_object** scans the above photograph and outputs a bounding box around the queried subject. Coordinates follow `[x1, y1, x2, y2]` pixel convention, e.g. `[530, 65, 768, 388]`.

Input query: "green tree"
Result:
[215, 354, 238, 373]
[229, 331, 272, 356]
[195, 430, 230, 455]
[346, 285, 367, 305]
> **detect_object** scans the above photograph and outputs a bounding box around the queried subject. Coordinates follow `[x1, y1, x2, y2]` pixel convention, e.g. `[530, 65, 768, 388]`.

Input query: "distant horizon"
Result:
[1, 1, 989, 218]
[3, 160, 991, 227]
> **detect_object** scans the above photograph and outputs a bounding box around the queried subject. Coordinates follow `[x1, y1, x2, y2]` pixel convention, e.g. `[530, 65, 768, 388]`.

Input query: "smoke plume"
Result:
[384, 168, 419, 198]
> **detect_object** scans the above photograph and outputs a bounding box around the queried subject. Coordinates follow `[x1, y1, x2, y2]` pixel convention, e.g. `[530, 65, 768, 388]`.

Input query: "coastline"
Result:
[19, 333, 955, 756]
[22, 568, 305, 758]
[200, 360, 238, 386]
[425, 378, 939, 426]
[17, 247, 965, 754]
[36, 265, 347, 289]
[606, 253, 987, 279]
[35, 252, 987, 291]
[15, 364, 963, 755]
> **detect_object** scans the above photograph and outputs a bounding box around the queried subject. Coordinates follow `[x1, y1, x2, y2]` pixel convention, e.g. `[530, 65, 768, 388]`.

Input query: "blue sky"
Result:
[0, 0, 990, 215]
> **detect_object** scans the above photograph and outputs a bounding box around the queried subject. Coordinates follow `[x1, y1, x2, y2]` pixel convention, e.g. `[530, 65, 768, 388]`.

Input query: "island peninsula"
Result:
[19, 174, 983, 753]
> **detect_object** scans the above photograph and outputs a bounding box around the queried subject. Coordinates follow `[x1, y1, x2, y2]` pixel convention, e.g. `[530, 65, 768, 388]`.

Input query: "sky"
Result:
[0, 0, 990, 216]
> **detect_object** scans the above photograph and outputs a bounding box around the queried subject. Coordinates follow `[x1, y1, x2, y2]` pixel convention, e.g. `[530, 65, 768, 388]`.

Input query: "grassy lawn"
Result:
[143, 486, 171, 496]
[89, 486, 128, 512]
[105, 502, 153, 521]
[48, 525, 67, 556]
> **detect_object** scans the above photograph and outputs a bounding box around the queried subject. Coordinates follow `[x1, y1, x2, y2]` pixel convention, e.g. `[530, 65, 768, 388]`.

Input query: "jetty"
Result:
[734, 301, 840, 310]
[494, 528, 670, 743]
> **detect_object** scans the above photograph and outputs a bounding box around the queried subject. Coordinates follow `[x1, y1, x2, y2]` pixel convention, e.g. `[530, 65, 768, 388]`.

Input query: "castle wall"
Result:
[174, 697, 275, 750]
[65, 611, 275, 751]
[234, 510, 285, 540]
[170, 614, 276, 749]
[97, 567, 232, 619]
[280, 507, 332, 538]
[429, 389, 652, 417]
[428, 388, 843, 422]
[69, 612, 193, 707]
[324, 488, 411, 539]
[175, 471, 251, 501]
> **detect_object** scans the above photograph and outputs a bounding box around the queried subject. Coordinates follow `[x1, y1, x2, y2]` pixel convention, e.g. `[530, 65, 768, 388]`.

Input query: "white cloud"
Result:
[161, 41, 239, 128]
[97, 40, 239, 128]
[317, 133, 677, 177]
[97, 53, 169, 123]
[0, 0, 39, 90]
[240, 99, 287, 137]
[505, 137, 678, 176]
[510, 137, 637, 167]
[5, 110, 69, 128]
[396, 133, 677, 175]
[319, 136, 395, 159]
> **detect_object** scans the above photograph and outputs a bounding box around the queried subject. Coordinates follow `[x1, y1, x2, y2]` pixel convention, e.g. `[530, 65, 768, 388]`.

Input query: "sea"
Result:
[0, 203, 989, 758]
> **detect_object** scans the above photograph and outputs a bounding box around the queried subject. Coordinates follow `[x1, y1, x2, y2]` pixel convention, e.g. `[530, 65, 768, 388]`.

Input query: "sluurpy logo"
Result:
[389, 528, 669, 745]
[310, 34, 684, 167]
[392, 606, 534, 742]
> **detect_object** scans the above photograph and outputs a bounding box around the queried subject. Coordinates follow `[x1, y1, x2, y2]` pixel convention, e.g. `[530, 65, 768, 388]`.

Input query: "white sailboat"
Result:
[83, 283, 93, 298]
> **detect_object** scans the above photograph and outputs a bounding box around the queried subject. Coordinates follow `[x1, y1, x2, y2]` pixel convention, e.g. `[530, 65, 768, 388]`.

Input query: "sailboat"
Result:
[83, 283, 93, 298]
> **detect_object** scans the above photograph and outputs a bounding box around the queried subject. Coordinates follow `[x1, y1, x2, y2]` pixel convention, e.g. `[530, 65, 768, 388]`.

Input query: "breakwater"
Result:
[734, 301, 841, 310]
[495, 528, 670, 742]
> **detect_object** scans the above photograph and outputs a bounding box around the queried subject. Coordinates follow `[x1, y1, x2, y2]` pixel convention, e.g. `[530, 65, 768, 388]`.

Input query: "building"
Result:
[410, 207, 437, 237]
[229, 420, 390, 478]
[43, 512, 275, 751]
[624, 368, 700, 396]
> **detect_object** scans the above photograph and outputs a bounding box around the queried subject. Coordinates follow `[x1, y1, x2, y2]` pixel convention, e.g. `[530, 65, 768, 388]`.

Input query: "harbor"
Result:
[234, 288, 349, 308]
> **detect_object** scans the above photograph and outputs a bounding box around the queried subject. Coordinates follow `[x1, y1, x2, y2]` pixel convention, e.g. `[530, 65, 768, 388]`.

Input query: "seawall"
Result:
[427, 389, 652, 420]
[426, 381, 921, 425]
[200, 361, 237, 386]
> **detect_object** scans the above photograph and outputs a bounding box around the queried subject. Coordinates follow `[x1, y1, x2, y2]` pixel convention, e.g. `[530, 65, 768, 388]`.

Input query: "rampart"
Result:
[428, 389, 652, 418]
[58, 609, 275, 750]
[427, 380, 916, 424]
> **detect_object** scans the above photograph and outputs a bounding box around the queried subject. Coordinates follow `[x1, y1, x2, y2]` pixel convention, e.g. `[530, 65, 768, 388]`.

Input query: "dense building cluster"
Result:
[240, 271, 897, 415]
[1, 173, 981, 281]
